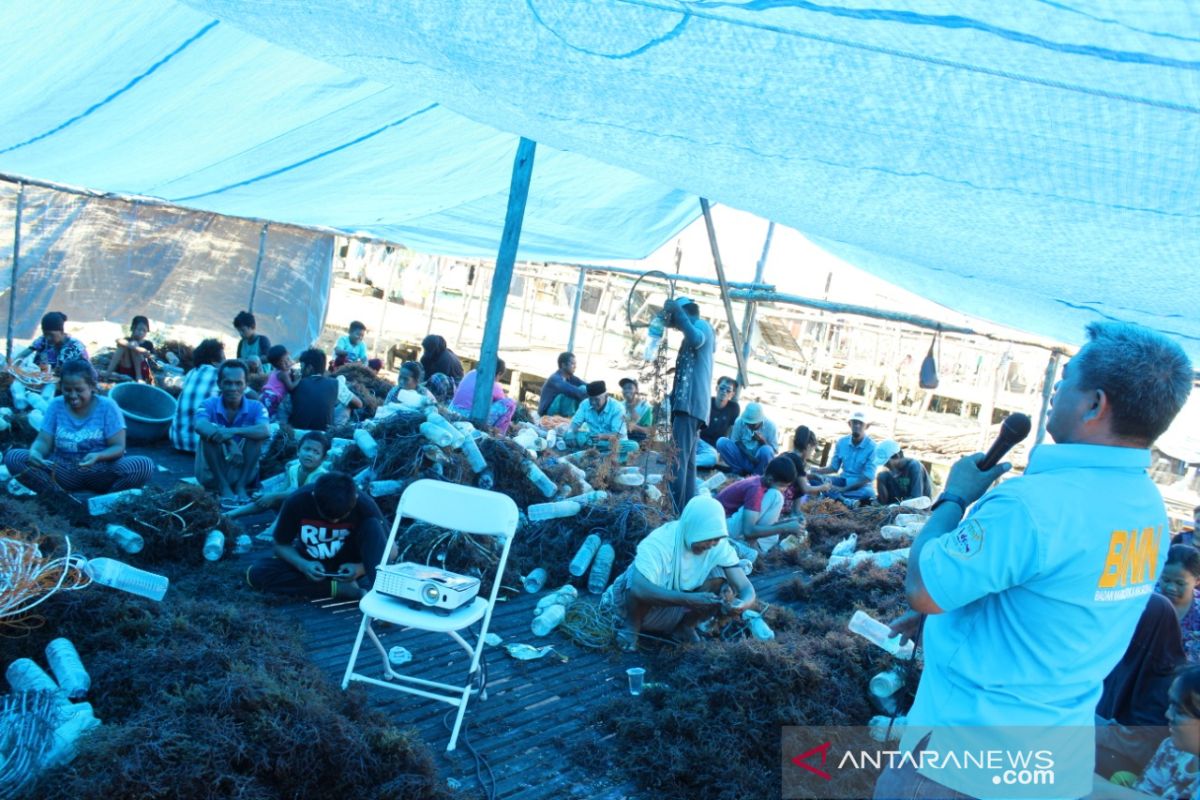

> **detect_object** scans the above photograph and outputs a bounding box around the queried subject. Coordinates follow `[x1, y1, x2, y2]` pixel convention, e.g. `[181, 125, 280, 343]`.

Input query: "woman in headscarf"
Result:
[602, 495, 756, 652]
[1095, 593, 1188, 776]
[419, 334, 463, 402]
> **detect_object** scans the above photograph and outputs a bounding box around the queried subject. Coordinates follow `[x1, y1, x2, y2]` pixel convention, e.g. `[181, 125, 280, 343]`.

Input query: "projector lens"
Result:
[421, 582, 441, 606]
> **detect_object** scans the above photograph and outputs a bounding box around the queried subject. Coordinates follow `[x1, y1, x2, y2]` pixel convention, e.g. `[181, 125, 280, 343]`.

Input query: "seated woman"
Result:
[420, 334, 464, 403]
[228, 431, 330, 541]
[450, 358, 517, 434]
[716, 455, 804, 560]
[106, 315, 157, 383]
[12, 312, 89, 375]
[602, 495, 755, 651]
[781, 426, 832, 517]
[384, 361, 437, 406]
[4, 359, 153, 494]
[1158, 544, 1200, 662]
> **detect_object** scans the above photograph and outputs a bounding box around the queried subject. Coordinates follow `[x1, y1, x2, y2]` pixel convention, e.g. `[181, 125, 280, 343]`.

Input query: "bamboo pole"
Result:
[5, 182, 23, 360]
[699, 199, 749, 389]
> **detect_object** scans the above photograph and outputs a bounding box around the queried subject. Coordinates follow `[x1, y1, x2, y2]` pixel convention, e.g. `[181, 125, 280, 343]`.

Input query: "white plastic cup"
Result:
[587, 544, 616, 594]
[203, 531, 225, 562]
[85, 557, 169, 601]
[6, 658, 58, 693]
[570, 534, 602, 577]
[847, 610, 914, 660]
[45, 638, 90, 699]
[527, 500, 582, 521]
[626, 667, 646, 695]
[869, 667, 904, 698]
[531, 604, 566, 636]
[523, 568, 547, 594]
[104, 524, 145, 554]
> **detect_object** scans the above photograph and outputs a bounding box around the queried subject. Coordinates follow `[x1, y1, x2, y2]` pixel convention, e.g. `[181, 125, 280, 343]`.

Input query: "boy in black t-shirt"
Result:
[696, 376, 740, 469]
[246, 471, 387, 599]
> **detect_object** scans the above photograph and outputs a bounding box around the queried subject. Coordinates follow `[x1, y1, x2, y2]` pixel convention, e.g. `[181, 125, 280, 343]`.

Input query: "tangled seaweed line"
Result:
[0, 534, 90, 633]
[0, 691, 61, 800]
[560, 599, 618, 649]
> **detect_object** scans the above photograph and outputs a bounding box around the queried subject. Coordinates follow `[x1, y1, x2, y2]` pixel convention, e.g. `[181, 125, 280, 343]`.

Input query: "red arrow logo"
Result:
[791, 741, 833, 781]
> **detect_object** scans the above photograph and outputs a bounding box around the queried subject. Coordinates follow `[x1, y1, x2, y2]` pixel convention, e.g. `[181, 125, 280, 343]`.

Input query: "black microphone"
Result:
[977, 413, 1032, 471]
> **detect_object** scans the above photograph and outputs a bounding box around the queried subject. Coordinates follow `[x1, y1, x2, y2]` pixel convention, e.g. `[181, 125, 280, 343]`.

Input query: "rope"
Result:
[0, 691, 61, 800]
[0, 533, 91, 633]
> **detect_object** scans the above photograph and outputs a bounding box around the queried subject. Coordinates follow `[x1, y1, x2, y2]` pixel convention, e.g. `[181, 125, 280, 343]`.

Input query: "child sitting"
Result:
[260, 345, 299, 420]
[715, 455, 804, 561]
[333, 321, 368, 368]
[106, 315, 158, 383]
[227, 431, 330, 541]
[1094, 664, 1200, 799]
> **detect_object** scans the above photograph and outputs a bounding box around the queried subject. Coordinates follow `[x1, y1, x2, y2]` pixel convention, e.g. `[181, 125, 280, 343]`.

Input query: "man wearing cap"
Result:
[873, 439, 933, 505]
[812, 410, 877, 505]
[663, 296, 715, 513]
[715, 402, 778, 476]
[567, 381, 628, 450]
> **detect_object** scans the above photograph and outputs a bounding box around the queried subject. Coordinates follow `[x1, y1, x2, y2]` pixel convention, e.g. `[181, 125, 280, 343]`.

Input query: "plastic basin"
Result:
[109, 382, 177, 443]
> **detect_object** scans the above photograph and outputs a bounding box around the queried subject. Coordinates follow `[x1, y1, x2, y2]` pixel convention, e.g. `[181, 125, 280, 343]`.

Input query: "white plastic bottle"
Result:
[6, 658, 59, 693]
[587, 544, 616, 594]
[643, 314, 665, 361]
[527, 500, 582, 521]
[522, 461, 559, 498]
[569, 534, 602, 577]
[459, 433, 488, 473]
[869, 667, 904, 699]
[203, 531, 225, 561]
[45, 638, 90, 699]
[645, 484, 663, 502]
[535, 585, 578, 613]
[369, 479, 405, 497]
[104, 524, 145, 554]
[353, 428, 379, 460]
[900, 496, 933, 510]
[880, 525, 909, 541]
[570, 490, 607, 505]
[419, 421, 454, 447]
[522, 568, 547, 593]
[743, 610, 775, 641]
[87, 488, 143, 516]
[85, 558, 169, 601]
[531, 604, 566, 636]
[850, 548, 910, 570]
[847, 610, 914, 660]
[700, 472, 727, 494]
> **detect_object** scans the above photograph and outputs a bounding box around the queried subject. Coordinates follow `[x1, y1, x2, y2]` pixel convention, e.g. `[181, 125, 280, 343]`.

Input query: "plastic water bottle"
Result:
[880, 525, 909, 541]
[459, 434, 488, 473]
[522, 461, 558, 498]
[869, 715, 907, 743]
[513, 427, 540, 450]
[353, 428, 379, 459]
[85, 557, 169, 601]
[104, 524, 145, 554]
[6, 658, 59, 693]
[847, 610, 914, 660]
[522, 568, 547, 593]
[850, 548, 910, 570]
[570, 490, 607, 505]
[743, 610, 775, 641]
[10, 381, 28, 410]
[869, 667, 904, 699]
[28, 408, 44, 429]
[87, 488, 143, 516]
[645, 484, 663, 502]
[429, 415, 466, 448]
[353, 467, 373, 488]
[569, 534, 602, 577]
[701, 472, 727, 494]
[527, 500, 582, 521]
[831, 533, 858, 558]
[260, 471, 289, 493]
[587, 544, 616, 594]
[535, 585, 578, 613]
[369, 479, 404, 497]
[895, 514, 926, 527]
[643, 314, 665, 361]
[531, 604, 566, 636]
[45, 639, 90, 699]
[900, 496, 933, 510]
[419, 421, 454, 447]
[232, 534, 253, 555]
[203, 531, 225, 561]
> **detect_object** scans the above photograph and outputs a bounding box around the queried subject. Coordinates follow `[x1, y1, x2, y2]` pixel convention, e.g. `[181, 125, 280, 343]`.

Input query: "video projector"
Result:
[374, 562, 481, 611]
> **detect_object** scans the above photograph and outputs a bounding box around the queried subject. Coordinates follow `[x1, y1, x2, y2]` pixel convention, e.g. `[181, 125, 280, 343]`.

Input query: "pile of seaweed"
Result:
[113, 483, 237, 564]
[0, 499, 451, 800]
[333, 363, 394, 418]
[158, 339, 194, 372]
[259, 423, 300, 479]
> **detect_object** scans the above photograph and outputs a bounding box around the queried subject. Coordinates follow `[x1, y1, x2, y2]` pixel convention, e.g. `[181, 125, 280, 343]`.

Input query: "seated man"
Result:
[716, 455, 804, 559]
[696, 376, 739, 469]
[810, 410, 876, 505]
[873, 439, 933, 505]
[246, 471, 387, 600]
[538, 351, 588, 418]
[567, 381, 634, 459]
[618, 377, 654, 443]
[602, 495, 755, 651]
[715, 402, 777, 476]
[194, 359, 270, 506]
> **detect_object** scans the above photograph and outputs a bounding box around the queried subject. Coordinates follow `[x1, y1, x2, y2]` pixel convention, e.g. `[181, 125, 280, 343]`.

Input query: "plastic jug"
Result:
[45, 638, 90, 699]
[587, 544, 616, 594]
[104, 524, 145, 554]
[847, 610, 914, 660]
[527, 501, 582, 521]
[569, 534, 602, 577]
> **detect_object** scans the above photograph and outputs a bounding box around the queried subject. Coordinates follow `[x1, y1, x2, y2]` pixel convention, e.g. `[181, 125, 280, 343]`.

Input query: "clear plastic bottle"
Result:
[6, 657, 58, 693]
[522, 461, 559, 498]
[847, 610, 914, 660]
[232, 534, 253, 555]
[570, 490, 607, 505]
[900, 496, 933, 510]
[743, 610, 775, 641]
[569, 534, 602, 577]
[104, 524, 145, 554]
[645, 485, 662, 502]
[522, 568, 547, 593]
[587, 544, 616, 594]
[880, 525, 908, 541]
[419, 421, 454, 447]
[643, 314, 666, 361]
[353, 428, 379, 460]
[869, 667, 904, 698]
[45, 638, 90, 699]
[527, 500, 582, 521]
[85, 557, 169, 601]
[369, 479, 405, 497]
[87, 487, 143, 516]
[531, 604, 566, 636]
[849, 548, 910, 570]
[535, 585, 578, 613]
[701, 472, 727, 493]
[460, 434, 488, 473]
[203, 531, 225, 562]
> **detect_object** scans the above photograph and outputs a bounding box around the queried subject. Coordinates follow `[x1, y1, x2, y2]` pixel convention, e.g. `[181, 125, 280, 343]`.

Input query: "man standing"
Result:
[696, 376, 739, 468]
[538, 351, 588, 417]
[665, 296, 715, 514]
[873, 439, 933, 504]
[875, 322, 1192, 800]
[811, 410, 877, 505]
[194, 359, 271, 506]
[715, 402, 778, 476]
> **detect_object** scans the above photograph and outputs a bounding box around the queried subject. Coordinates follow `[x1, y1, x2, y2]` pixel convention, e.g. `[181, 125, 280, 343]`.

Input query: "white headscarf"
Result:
[636, 495, 731, 591]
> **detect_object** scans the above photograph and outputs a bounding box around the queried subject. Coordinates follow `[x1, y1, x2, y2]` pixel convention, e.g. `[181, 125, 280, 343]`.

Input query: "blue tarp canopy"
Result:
[0, 1, 1197, 359]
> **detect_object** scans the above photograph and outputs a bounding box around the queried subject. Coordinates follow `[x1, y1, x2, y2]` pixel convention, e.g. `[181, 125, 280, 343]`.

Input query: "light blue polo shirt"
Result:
[831, 434, 876, 495]
[904, 443, 1168, 799]
[570, 397, 628, 438]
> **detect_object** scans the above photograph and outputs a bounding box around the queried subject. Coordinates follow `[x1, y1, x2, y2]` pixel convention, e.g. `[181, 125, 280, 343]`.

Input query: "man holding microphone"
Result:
[875, 322, 1192, 800]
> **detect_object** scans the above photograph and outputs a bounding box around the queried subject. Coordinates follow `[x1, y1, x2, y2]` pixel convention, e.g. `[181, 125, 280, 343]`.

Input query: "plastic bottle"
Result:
[778, 533, 806, 552]
[701, 472, 727, 493]
[643, 314, 665, 361]
[203, 531, 225, 561]
[513, 427, 540, 450]
[369, 479, 404, 497]
[527, 500, 582, 521]
[831, 533, 858, 558]
[849, 548, 910, 570]
[531, 604, 566, 636]
[459, 434, 488, 473]
[429, 416, 466, 448]
[104, 524, 145, 554]
[522, 568, 547, 593]
[522, 461, 558, 498]
[880, 525, 909, 541]
[45, 638, 90, 699]
[0, 464, 9, 482]
[353, 428, 379, 459]
[645, 484, 662, 502]
[587, 543, 616, 594]
[869, 715, 907, 743]
[569, 534, 602, 577]
[260, 471, 290, 493]
[6, 657, 59, 693]
[535, 585, 578, 613]
[41, 701, 101, 768]
[847, 610, 914, 660]
[419, 421, 454, 447]
[353, 467, 374, 488]
[900, 496, 933, 510]
[10, 380, 28, 410]
[743, 610, 775, 640]
[87, 487, 143, 516]
[232, 534, 253, 555]
[570, 490, 608, 505]
[84, 557, 169, 600]
[869, 667, 904, 699]
[562, 461, 587, 482]
[895, 514, 926, 528]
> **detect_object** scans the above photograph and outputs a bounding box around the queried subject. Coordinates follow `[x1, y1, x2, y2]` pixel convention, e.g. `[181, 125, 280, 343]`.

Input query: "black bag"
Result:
[919, 329, 940, 389]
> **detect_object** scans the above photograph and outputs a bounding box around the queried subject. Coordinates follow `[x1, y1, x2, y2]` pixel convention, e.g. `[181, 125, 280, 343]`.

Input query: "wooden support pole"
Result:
[566, 267, 587, 353]
[472, 138, 537, 425]
[1034, 350, 1063, 446]
[454, 262, 483, 351]
[425, 257, 443, 336]
[372, 256, 398, 358]
[247, 223, 269, 313]
[739, 221, 774, 378]
[5, 182, 23, 361]
[699, 198, 749, 390]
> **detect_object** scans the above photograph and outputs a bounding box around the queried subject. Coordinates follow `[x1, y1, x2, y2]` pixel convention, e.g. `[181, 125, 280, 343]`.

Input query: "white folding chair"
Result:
[340, 479, 518, 751]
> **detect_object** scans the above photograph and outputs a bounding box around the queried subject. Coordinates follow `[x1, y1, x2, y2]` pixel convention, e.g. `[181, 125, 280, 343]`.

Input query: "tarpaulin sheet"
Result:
[0, 1, 1197, 359]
